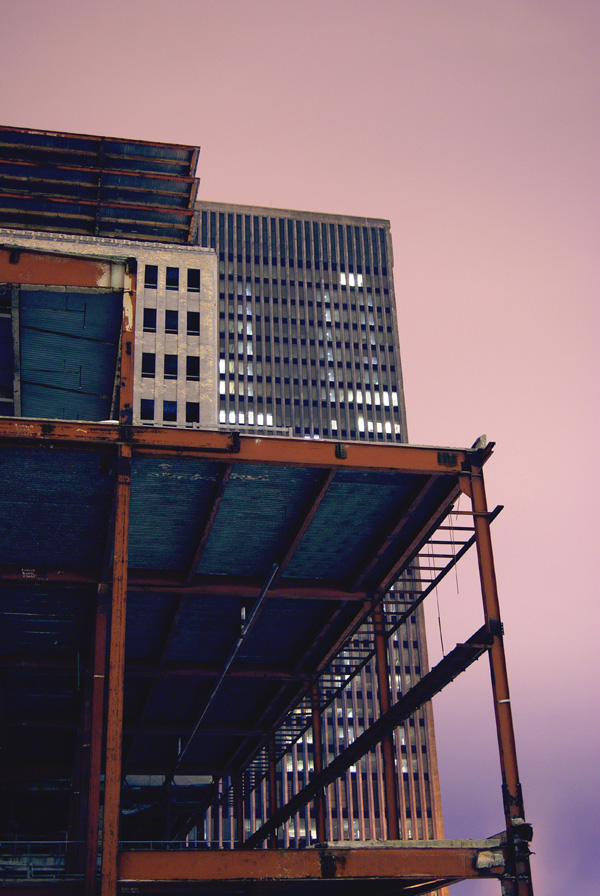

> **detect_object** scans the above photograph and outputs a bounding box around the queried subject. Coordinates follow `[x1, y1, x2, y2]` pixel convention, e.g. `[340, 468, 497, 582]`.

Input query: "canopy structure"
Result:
[0, 126, 199, 243]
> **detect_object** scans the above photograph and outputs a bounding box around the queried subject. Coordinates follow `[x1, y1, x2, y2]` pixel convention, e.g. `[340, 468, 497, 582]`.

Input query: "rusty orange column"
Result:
[470, 468, 533, 896]
[310, 684, 326, 843]
[85, 585, 108, 896]
[373, 603, 400, 840]
[119, 260, 136, 426]
[267, 738, 279, 849]
[101, 446, 131, 896]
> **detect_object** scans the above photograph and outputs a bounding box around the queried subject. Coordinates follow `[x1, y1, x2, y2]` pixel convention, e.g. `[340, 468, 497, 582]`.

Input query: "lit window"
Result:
[357, 273, 363, 287]
[331, 419, 338, 430]
[340, 272, 346, 286]
[376, 422, 383, 433]
[383, 392, 390, 407]
[229, 411, 236, 423]
[348, 273, 356, 287]
[238, 412, 245, 424]
[219, 381, 225, 394]
[219, 359, 226, 374]
[219, 410, 226, 423]
[392, 392, 399, 407]
[266, 413, 273, 425]
[229, 360, 235, 374]
[257, 413, 264, 425]
[385, 421, 392, 434]
[358, 416, 365, 432]
[248, 411, 254, 424]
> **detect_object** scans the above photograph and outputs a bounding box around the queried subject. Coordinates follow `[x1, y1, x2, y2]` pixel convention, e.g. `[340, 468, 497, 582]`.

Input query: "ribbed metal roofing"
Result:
[0, 126, 200, 242]
[0, 422, 486, 842]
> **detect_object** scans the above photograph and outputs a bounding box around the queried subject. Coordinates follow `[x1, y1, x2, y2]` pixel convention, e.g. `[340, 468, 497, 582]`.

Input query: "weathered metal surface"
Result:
[0, 126, 199, 243]
[0, 245, 123, 287]
[101, 445, 131, 896]
[118, 843, 500, 882]
[470, 468, 533, 896]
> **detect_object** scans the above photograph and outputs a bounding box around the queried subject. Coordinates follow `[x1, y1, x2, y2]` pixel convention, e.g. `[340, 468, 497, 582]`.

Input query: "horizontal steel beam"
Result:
[118, 843, 504, 883]
[0, 417, 484, 475]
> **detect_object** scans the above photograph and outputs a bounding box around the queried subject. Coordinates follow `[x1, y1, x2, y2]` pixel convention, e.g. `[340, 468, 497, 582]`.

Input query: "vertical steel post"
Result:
[119, 260, 136, 426]
[470, 468, 533, 895]
[267, 738, 279, 849]
[234, 774, 244, 848]
[85, 585, 108, 896]
[373, 603, 400, 840]
[100, 446, 131, 896]
[310, 683, 327, 843]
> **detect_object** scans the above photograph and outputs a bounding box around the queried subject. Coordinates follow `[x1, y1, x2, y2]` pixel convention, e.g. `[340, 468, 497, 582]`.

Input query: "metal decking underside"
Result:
[0, 429, 461, 842]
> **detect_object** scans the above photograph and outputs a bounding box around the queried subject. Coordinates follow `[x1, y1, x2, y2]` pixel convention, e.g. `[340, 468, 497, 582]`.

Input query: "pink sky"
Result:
[1, 1, 598, 891]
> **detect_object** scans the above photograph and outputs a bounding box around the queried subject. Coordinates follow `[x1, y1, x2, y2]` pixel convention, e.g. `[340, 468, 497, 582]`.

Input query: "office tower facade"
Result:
[193, 201, 444, 846]
[198, 202, 408, 442]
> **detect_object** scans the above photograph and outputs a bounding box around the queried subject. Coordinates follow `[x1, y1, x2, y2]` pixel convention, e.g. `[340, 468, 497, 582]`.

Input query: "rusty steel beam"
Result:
[10, 285, 21, 415]
[468, 467, 533, 896]
[373, 603, 400, 840]
[0, 417, 476, 475]
[119, 261, 136, 426]
[185, 463, 232, 584]
[310, 683, 326, 843]
[243, 627, 492, 849]
[0, 655, 307, 682]
[85, 586, 108, 896]
[0, 565, 364, 601]
[101, 445, 131, 896]
[0, 245, 124, 288]
[118, 843, 504, 883]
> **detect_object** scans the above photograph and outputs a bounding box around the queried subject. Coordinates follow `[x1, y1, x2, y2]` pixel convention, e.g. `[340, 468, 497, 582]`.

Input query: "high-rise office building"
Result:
[192, 201, 444, 845]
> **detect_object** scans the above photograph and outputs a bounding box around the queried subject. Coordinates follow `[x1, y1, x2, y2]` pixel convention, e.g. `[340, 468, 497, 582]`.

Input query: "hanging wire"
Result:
[450, 493, 461, 594]
[429, 541, 446, 657]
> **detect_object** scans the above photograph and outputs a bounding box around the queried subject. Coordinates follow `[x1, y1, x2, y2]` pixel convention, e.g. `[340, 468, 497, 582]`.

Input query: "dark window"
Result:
[141, 353, 155, 378]
[186, 402, 200, 423]
[165, 310, 178, 334]
[186, 356, 200, 380]
[144, 265, 158, 289]
[187, 268, 200, 292]
[164, 354, 178, 379]
[187, 311, 200, 335]
[166, 267, 179, 290]
[143, 308, 156, 332]
[140, 399, 154, 420]
[163, 400, 177, 422]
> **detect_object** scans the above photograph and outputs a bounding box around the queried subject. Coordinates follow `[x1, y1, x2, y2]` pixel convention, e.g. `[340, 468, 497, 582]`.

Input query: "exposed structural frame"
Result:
[0, 245, 533, 895]
[0, 416, 534, 896]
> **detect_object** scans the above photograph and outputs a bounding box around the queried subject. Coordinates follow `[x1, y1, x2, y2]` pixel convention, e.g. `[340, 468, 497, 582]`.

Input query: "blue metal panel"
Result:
[129, 457, 223, 570]
[197, 464, 322, 579]
[0, 446, 113, 567]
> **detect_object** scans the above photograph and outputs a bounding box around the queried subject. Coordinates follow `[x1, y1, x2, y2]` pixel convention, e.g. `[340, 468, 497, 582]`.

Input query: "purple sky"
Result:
[1, 1, 598, 891]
